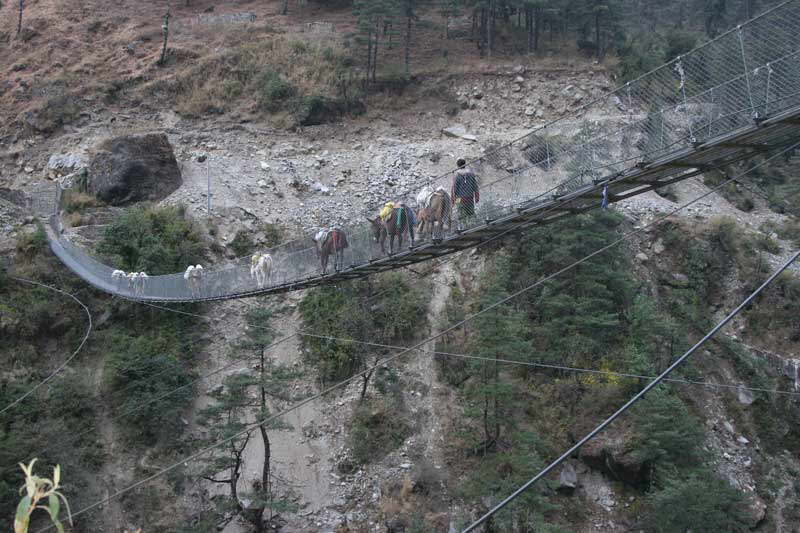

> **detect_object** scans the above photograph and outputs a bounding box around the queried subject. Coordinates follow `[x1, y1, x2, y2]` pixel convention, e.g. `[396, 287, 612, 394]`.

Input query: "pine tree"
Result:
[460, 430, 558, 532]
[353, 0, 400, 82]
[439, 0, 463, 38]
[630, 387, 705, 474]
[511, 210, 635, 371]
[197, 306, 300, 531]
[644, 469, 752, 532]
[464, 255, 531, 453]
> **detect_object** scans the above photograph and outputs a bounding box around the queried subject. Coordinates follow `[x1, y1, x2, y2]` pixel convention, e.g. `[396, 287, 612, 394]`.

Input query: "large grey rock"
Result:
[558, 462, 577, 492]
[87, 133, 182, 206]
[48, 153, 88, 175]
[442, 124, 477, 142]
[737, 385, 755, 405]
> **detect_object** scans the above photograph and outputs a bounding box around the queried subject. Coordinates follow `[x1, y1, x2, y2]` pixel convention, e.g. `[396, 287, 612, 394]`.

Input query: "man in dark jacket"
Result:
[451, 158, 480, 228]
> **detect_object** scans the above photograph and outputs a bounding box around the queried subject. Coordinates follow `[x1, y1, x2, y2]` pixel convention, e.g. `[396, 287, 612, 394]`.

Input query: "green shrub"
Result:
[776, 218, 800, 246]
[290, 40, 309, 54]
[63, 191, 99, 214]
[617, 32, 666, 81]
[48, 374, 96, 422]
[97, 204, 206, 274]
[257, 69, 296, 111]
[746, 272, 800, 344]
[15, 224, 47, 262]
[299, 273, 427, 382]
[459, 431, 556, 532]
[755, 232, 781, 254]
[630, 387, 705, 469]
[259, 222, 285, 248]
[664, 29, 700, 61]
[349, 398, 411, 464]
[222, 78, 244, 99]
[644, 470, 752, 532]
[104, 331, 194, 443]
[229, 229, 255, 257]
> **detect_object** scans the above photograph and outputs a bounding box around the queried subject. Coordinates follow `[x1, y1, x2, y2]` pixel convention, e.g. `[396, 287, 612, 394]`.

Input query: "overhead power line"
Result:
[461, 248, 800, 532]
[297, 332, 800, 397]
[43, 141, 800, 531]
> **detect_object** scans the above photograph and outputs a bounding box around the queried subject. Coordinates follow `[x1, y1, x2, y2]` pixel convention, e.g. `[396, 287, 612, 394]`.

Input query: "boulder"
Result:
[48, 153, 88, 175]
[87, 133, 182, 206]
[581, 431, 648, 487]
[311, 181, 330, 194]
[737, 385, 755, 406]
[442, 124, 477, 142]
[558, 462, 578, 493]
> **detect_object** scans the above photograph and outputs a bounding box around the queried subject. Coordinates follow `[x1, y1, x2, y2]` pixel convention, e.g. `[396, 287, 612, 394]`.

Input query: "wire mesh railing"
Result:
[38, 0, 800, 302]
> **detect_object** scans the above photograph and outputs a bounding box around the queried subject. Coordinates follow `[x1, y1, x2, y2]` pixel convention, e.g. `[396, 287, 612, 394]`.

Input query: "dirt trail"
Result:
[414, 259, 457, 469]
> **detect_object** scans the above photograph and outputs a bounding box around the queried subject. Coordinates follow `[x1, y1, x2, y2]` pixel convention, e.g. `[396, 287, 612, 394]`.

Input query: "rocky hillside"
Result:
[1, 0, 799, 532]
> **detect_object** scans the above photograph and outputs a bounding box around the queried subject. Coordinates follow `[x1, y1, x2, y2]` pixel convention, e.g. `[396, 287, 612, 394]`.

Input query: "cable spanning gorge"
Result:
[32, 0, 800, 302]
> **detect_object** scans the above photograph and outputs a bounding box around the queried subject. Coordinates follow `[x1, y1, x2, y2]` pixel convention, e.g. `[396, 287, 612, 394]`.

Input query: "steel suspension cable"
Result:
[44, 141, 800, 531]
[1, 277, 93, 416]
[296, 333, 800, 397]
[462, 248, 800, 532]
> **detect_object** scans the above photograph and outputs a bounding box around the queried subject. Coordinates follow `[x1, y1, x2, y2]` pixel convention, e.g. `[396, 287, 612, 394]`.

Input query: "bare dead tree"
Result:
[17, 0, 24, 35]
[158, 8, 171, 66]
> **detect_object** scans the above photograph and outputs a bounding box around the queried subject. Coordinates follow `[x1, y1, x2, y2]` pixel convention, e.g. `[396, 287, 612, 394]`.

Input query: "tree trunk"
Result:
[257, 423, 270, 531]
[525, 6, 532, 53]
[493, 353, 500, 443]
[594, 11, 601, 59]
[159, 9, 171, 66]
[404, 13, 412, 78]
[360, 368, 373, 402]
[365, 28, 373, 83]
[471, 9, 477, 40]
[253, 350, 270, 532]
[533, 6, 541, 51]
[482, 362, 490, 451]
[282, 0, 289, 16]
[229, 442, 240, 502]
[488, 0, 494, 57]
[372, 20, 380, 82]
[17, 0, 23, 35]
[479, 7, 488, 57]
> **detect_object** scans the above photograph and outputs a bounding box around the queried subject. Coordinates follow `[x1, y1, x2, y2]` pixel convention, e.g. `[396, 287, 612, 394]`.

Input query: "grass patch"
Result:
[170, 38, 364, 124]
[349, 398, 412, 464]
[63, 191, 100, 214]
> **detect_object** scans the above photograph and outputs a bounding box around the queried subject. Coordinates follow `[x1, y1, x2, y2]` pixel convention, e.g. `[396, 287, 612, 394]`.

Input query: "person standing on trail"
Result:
[451, 158, 480, 228]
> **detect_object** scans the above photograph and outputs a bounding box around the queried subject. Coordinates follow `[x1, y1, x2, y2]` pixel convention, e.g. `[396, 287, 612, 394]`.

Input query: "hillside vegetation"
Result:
[1, 0, 799, 531]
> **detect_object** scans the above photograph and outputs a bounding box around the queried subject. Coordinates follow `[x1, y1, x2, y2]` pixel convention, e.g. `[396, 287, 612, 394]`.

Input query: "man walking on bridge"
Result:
[452, 158, 480, 229]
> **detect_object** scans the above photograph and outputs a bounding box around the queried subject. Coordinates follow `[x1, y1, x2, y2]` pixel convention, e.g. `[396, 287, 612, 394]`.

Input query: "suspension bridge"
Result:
[31, 0, 800, 302]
